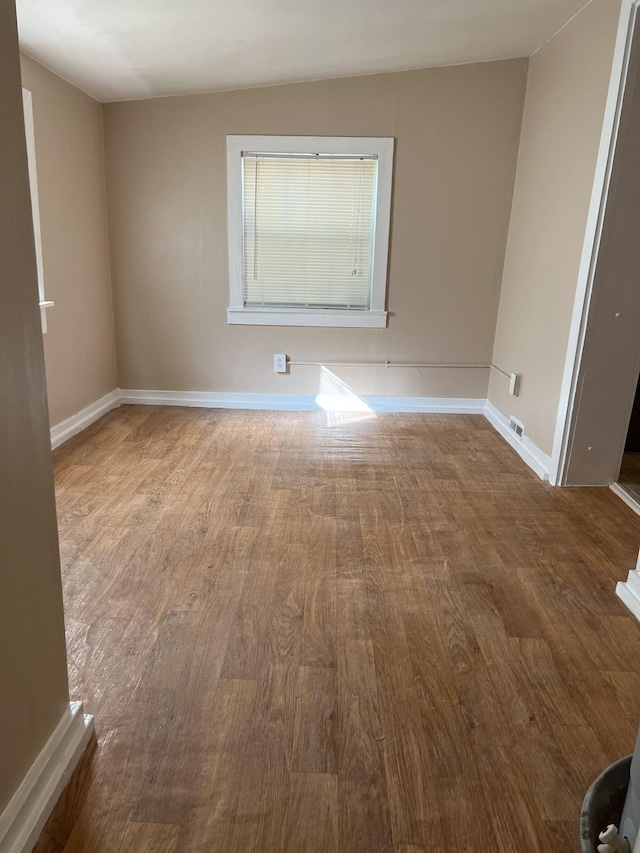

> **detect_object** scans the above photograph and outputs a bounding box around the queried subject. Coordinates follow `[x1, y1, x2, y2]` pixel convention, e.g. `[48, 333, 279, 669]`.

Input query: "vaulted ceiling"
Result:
[16, 0, 591, 102]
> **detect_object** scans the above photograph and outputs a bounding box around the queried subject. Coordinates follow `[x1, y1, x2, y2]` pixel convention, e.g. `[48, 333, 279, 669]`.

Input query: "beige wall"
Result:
[103, 61, 527, 400]
[488, 0, 621, 456]
[20, 53, 117, 428]
[0, 0, 69, 813]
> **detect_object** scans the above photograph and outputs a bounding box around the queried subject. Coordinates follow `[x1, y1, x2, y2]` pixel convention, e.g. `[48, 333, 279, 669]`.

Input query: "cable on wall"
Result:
[489, 363, 511, 379]
[288, 359, 492, 369]
[288, 360, 511, 376]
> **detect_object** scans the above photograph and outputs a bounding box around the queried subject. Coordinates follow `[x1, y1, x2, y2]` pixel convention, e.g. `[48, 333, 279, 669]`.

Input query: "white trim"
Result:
[484, 401, 552, 481]
[364, 396, 484, 414]
[46, 389, 554, 483]
[121, 389, 319, 410]
[50, 389, 121, 449]
[0, 701, 94, 853]
[120, 389, 486, 414]
[610, 482, 640, 517]
[225, 134, 394, 327]
[617, 569, 640, 622]
[226, 307, 388, 328]
[22, 87, 50, 334]
[551, 0, 640, 486]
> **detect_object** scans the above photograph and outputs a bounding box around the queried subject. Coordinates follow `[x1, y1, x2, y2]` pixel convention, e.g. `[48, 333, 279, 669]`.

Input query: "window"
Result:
[226, 135, 394, 328]
[22, 87, 53, 333]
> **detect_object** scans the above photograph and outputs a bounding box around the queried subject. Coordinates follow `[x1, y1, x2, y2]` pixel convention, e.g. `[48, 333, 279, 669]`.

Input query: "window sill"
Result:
[227, 307, 388, 329]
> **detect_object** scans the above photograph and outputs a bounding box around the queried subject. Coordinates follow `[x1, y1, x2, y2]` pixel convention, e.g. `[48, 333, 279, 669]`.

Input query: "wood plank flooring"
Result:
[35, 406, 640, 852]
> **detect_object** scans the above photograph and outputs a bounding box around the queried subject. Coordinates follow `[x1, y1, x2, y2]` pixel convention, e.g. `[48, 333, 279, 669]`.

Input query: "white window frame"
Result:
[22, 87, 53, 333]
[226, 135, 394, 328]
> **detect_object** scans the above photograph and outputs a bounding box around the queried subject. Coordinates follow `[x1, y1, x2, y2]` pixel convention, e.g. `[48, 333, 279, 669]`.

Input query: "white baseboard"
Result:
[484, 401, 552, 482]
[119, 388, 486, 414]
[120, 389, 317, 410]
[50, 390, 121, 449]
[0, 701, 94, 853]
[617, 569, 640, 623]
[47, 390, 544, 486]
[47, 388, 486, 449]
[362, 396, 485, 414]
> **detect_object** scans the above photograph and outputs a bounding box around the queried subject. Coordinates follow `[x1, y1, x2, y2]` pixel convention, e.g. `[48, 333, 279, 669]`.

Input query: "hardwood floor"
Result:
[35, 405, 640, 852]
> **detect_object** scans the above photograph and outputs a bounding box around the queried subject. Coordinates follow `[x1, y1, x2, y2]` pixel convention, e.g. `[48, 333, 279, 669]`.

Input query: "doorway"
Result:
[618, 378, 640, 502]
[556, 0, 640, 488]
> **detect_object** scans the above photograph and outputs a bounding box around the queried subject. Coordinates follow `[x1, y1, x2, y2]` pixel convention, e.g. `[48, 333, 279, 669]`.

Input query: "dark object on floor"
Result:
[626, 376, 640, 453]
[581, 755, 631, 852]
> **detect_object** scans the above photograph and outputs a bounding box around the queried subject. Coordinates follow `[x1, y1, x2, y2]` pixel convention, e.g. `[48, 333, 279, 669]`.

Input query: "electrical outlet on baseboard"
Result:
[274, 354, 287, 373]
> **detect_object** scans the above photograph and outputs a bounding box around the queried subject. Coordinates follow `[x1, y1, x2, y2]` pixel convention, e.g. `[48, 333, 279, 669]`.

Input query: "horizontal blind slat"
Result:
[242, 154, 377, 310]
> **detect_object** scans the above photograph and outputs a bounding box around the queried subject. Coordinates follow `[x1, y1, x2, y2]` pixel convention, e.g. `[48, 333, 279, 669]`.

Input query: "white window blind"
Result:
[241, 153, 377, 310]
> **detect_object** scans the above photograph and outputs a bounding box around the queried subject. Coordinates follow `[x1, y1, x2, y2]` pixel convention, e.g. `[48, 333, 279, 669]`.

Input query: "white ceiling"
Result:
[16, 0, 590, 103]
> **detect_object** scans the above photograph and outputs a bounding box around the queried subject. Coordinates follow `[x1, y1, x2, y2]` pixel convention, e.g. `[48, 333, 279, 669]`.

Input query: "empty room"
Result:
[5, 0, 640, 850]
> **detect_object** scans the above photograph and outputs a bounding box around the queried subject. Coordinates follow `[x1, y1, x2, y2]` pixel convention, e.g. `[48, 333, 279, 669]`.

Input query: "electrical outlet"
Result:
[509, 372, 522, 396]
[274, 354, 287, 373]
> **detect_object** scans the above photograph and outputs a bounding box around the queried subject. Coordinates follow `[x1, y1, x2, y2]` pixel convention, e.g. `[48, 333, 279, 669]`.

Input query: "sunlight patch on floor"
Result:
[316, 366, 376, 425]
